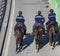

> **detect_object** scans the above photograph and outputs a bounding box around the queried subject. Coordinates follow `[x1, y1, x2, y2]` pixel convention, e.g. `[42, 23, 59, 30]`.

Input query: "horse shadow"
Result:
[56, 30, 60, 46]
[22, 33, 34, 50]
[39, 33, 49, 49]
[54, 25, 60, 46]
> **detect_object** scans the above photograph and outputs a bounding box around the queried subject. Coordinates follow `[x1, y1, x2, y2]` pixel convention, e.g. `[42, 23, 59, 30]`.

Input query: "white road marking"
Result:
[4, 0, 15, 56]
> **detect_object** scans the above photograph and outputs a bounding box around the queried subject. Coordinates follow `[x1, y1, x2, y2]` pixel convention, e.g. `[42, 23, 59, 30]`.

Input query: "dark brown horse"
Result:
[14, 24, 24, 53]
[46, 22, 57, 49]
[33, 23, 44, 52]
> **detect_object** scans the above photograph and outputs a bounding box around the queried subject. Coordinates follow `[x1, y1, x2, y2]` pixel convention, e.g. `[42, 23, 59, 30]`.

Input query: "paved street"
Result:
[1, 0, 60, 56]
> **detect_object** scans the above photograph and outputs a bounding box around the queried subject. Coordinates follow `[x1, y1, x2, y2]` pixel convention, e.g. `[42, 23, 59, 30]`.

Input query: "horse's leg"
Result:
[34, 28, 40, 53]
[36, 29, 42, 52]
[36, 34, 40, 53]
[49, 31, 52, 46]
[36, 36, 39, 52]
[35, 37, 38, 50]
[18, 38, 22, 52]
[53, 35, 56, 48]
[38, 30, 43, 52]
[20, 29, 24, 49]
[35, 35, 39, 51]
[14, 30, 19, 52]
[18, 28, 24, 49]
[33, 29, 37, 48]
[53, 30, 56, 48]
[34, 37, 39, 52]
[20, 38, 23, 49]
[16, 39, 18, 52]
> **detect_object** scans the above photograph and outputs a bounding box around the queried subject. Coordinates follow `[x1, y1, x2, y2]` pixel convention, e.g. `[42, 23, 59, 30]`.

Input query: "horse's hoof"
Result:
[16, 50, 19, 54]
[52, 46, 55, 50]
[50, 44, 52, 46]
[16, 48, 18, 52]
[53, 44, 55, 47]
[16, 51, 18, 54]
[37, 48, 39, 53]
[19, 47, 22, 52]
[52, 47, 54, 50]
[37, 50, 39, 53]
[50, 43, 52, 46]
[19, 49, 21, 52]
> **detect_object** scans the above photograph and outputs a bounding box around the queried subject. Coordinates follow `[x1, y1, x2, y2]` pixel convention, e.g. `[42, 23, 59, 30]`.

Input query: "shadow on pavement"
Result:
[39, 33, 49, 49]
[56, 29, 60, 46]
[55, 25, 60, 46]
[22, 33, 34, 50]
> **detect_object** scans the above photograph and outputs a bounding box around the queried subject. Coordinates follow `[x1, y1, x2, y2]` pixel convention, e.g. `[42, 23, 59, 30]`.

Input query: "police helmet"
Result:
[38, 11, 41, 15]
[18, 11, 22, 15]
[49, 9, 54, 13]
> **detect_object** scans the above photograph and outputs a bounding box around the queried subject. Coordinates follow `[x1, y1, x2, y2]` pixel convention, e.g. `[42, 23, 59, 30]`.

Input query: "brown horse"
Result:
[46, 22, 57, 49]
[33, 23, 44, 52]
[14, 24, 24, 53]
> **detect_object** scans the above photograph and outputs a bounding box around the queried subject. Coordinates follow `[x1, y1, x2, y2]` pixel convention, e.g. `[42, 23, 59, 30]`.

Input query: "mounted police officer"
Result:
[33, 11, 45, 35]
[14, 11, 26, 35]
[46, 9, 58, 33]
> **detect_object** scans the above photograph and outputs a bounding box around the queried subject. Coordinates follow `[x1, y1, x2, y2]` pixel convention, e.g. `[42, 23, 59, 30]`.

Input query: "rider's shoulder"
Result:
[49, 13, 56, 15]
[17, 16, 24, 18]
[17, 16, 23, 17]
[36, 14, 42, 16]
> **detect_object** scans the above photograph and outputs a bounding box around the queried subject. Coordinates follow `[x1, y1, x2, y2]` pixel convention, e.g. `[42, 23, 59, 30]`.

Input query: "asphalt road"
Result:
[2, 0, 60, 56]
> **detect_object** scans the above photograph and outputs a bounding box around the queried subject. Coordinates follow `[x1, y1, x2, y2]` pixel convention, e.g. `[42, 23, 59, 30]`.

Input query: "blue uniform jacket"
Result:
[48, 13, 56, 21]
[33, 15, 45, 28]
[46, 13, 57, 25]
[16, 16, 25, 23]
[35, 15, 45, 23]
[15, 16, 26, 30]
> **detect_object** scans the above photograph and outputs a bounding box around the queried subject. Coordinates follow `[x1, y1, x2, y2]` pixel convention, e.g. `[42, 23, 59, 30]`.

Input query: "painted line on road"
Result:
[4, 0, 15, 56]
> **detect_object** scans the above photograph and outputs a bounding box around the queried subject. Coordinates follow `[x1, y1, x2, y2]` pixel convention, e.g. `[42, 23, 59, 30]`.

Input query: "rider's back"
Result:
[35, 15, 44, 23]
[48, 13, 56, 21]
[16, 16, 25, 23]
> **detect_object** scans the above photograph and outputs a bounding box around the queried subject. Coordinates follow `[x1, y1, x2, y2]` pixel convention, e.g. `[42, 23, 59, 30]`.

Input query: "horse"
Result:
[46, 22, 57, 49]
[14, 24, 24, 53]
[33, 23, 44, 52]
